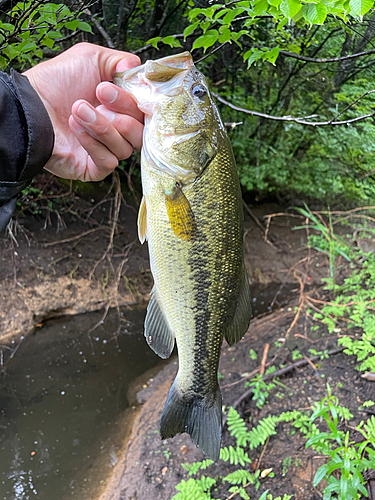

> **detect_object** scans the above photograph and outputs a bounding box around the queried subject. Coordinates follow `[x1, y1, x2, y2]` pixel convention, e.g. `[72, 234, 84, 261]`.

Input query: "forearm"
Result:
[0, 70, 54, 231]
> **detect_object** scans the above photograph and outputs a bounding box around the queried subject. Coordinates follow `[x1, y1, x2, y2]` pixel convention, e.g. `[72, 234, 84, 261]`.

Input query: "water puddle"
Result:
[0, 281, 296, 500]
[0, 306, 161, 500]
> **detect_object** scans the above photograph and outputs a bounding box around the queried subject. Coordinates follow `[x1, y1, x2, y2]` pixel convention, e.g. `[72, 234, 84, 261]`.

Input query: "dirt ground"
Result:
[1, 173, 374, 500]
[99, 301, 375, 500]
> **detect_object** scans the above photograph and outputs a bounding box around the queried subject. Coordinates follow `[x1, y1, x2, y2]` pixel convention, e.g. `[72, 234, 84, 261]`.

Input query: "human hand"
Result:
[24, 42, 144, 181]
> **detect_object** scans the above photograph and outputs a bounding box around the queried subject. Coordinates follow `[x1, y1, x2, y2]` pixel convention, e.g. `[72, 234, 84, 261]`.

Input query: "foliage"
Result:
[151, 0, 375, 65]
[300, 206, 375, 373]
[174, 391, 375, 500]
[244, 373, 276, 409]
[0, 1, 92, 70]
[305, 385, 375, 500]
[294, 205, 351, 279]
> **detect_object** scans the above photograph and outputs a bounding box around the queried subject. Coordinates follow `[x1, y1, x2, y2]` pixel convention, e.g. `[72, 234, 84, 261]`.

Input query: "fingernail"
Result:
[77, 103, 96, 124]
[99, 84, 118, 104]
[98, 106, 116, 123]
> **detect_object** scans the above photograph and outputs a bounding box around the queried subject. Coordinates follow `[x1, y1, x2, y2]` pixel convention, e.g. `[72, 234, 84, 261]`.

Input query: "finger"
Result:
[96, 82, 144, 123]
[69, 116, 119, 181]
[96, 105, 143, 152]
[71, 100, 135, 159]
[97, 47, 141, 81]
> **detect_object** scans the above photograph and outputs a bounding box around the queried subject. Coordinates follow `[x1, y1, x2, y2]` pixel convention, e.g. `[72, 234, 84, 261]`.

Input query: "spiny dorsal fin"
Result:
[144, 292, 175, 359]
[224, 268, 252, 346]
[137, 195, 147, 244]
[165, 184, 197, 241]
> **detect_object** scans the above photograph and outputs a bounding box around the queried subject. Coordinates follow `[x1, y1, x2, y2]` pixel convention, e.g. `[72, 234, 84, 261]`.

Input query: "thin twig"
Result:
[230, 347, 345, 411]
[260, 343, 270, 375]
[43, 227, 106, 247]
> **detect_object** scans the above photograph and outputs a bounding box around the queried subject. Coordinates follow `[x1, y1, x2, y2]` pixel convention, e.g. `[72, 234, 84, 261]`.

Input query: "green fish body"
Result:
[114, 52, 251, 461]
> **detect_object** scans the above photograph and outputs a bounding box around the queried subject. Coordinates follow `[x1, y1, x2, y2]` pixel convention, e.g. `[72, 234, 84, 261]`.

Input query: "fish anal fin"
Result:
[225, 269, 252, 346]
[160, 380, 222, 461]
[137, 196, 147, 244]
[145, 292, 175, 359]
[165, 184, 197, 241]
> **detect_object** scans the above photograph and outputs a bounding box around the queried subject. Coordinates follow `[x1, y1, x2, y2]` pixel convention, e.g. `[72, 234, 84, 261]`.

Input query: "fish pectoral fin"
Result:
[137, 195, 147, 244]
[144, 292, 175, 359]
[160, 380, 222, 462]
[224, 269, 252, 346]
[165, 184, 197, 241]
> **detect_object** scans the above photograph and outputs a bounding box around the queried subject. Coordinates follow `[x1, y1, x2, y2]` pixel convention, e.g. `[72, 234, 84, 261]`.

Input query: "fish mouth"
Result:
[114, 51, 193, 85]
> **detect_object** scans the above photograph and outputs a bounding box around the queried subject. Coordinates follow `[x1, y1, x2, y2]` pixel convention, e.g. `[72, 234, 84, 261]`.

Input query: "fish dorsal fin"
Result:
[165, 184, 197, 241]
[224, 269, 252, 346]
[137, 196, 147, 244]
[144, 291, 175, 359]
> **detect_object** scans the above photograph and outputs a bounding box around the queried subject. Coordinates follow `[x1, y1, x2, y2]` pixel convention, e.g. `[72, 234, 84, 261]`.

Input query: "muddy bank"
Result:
[0, 198, 322, 340]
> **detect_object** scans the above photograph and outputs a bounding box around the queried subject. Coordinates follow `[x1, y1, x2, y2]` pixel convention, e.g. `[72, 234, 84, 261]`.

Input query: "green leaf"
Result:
[268, 0, 282, 7]
[2, 44, 18, 61]
[280, 0, 302, 18]
[0, 23, 14, 31]
[192, 29, 218, 52]
[64, 20, 79, 31]
[349, 0, 373, 16]
[46, 30, 63, 39]
[302, 3, 327, 24]
[147, 36, 161, 48]
[219, 26, 231, 43]
[264, 46, 280, 64]
[253, 0, 269, 14]
[41, 37, 55, 49]
[184, 21, 199, 40]
[162, 36, 182, 48]
[244, 48, 264, 67]
[78, 21, 93, 34]
[223, 7, 244, 24]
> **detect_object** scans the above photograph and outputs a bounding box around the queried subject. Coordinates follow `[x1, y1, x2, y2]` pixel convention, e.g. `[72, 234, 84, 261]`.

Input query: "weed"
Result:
[305, 385, 375, 500]
[173, 388, 375, 500]
[244, 373, 276, 409]
[249, 349, 258, 360]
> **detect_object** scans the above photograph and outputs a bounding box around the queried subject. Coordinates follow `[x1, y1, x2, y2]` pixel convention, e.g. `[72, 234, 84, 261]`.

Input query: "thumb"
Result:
[98, 48, 141, 81]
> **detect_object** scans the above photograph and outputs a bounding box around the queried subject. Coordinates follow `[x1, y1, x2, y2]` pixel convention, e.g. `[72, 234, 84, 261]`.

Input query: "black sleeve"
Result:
[0, 69, 54, 231]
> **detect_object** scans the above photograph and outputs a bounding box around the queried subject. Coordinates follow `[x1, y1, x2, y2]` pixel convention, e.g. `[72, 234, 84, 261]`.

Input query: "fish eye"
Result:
[191, 84, 207, 99]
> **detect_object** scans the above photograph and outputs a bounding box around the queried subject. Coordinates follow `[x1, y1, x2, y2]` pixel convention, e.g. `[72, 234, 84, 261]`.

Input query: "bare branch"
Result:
[84, 8, 115, 48]
[212, 91, 375, 127]
[279, 47, 375, 63]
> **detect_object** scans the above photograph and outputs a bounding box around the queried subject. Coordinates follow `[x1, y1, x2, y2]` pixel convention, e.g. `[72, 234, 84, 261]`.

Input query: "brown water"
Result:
[0, 282, 294, 500]
[0, 306, 161, 500]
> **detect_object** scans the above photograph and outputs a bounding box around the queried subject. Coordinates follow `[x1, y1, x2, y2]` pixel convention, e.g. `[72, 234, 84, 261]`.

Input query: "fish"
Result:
[114, 52, 252, 461]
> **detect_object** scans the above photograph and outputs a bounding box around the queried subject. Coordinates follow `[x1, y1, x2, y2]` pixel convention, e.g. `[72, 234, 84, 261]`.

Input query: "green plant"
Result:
[173, 387, 375, 500]
[296, 206, 375, 374]
[173, 407, 301, 499]
[0, 2, 93, 70]
[305, 385, 375, 500]
[150, 0, 374, 65]
[294, 205, 351, 281]
[244, 369, 277, 409]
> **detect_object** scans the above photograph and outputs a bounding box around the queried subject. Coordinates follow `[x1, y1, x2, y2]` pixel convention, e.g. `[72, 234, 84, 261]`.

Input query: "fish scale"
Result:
[114, 52, 252, 460]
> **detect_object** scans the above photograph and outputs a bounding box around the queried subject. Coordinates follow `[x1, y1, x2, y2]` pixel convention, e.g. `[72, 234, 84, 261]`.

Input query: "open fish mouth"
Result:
[114, 51, 193, 84]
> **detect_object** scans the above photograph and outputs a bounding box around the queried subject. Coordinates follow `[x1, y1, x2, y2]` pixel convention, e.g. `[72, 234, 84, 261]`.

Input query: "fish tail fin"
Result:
[160, 380, 222, 461]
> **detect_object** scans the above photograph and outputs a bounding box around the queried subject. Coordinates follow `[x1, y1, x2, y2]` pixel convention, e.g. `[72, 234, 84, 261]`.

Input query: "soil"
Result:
[1, 174, 374, 500]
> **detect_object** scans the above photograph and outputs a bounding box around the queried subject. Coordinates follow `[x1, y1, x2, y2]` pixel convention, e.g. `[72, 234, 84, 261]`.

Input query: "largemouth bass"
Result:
[114, 52, 251, 461]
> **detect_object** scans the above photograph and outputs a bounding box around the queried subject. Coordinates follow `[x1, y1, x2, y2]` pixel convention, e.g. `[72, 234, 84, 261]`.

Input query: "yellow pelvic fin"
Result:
[137, 196, 147, 244]
[165, 184, 196, 241]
